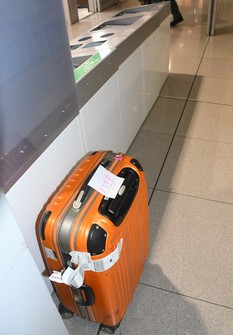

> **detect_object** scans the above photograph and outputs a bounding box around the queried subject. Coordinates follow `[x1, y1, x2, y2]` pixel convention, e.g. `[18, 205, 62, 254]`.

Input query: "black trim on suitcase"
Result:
[39, 210, 52, 240]
[87, 224, 107, 256]
[130, 158, 144, 171]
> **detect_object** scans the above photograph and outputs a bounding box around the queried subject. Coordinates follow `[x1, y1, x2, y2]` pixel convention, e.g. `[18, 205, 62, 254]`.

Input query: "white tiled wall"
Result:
[118, 45, 144, 151]
[142, 29, 161, 120]
[79, 73, 124, 153]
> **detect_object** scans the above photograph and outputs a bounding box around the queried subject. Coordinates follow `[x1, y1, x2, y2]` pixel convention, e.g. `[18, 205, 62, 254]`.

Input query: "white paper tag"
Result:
[93, 238, 123, 272]
[70, 268, 84, 288]
[62, 266, 84, 288]
[49, 271, 63, 283]
[49, 239, 123, 288]
[70, 251, 94, 270]
[88, 165, 124, 199]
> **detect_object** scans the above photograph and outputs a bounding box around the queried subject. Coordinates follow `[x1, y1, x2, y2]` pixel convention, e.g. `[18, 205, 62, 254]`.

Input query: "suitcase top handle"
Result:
[99, 167, 139, 227]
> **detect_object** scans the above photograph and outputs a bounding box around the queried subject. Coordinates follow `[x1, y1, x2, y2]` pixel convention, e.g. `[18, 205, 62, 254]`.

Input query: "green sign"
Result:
[74, 49, 114, 81]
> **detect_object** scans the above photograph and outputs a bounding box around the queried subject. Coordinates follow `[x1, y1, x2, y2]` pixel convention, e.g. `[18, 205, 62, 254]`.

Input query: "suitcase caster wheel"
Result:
[99, 326, 114, 334]
[58, 303, 74, 319]
[98, 322, 121, 334]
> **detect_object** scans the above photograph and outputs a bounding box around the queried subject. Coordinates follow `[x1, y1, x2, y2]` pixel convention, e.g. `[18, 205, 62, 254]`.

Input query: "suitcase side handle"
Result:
[39, 211, 52, 240]
[73, 284, 95, 306]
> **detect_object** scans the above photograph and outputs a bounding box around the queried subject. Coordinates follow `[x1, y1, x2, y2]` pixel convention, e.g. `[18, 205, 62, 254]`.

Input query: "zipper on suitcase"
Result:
[57, 152, 116, 254]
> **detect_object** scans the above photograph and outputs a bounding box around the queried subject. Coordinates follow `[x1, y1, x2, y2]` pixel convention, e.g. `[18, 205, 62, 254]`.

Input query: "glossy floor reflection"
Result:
[62, 0, 233, 333]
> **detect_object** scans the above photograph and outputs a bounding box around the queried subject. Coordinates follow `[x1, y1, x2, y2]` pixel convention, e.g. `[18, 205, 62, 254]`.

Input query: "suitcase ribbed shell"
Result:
[36, 151, 149, 329]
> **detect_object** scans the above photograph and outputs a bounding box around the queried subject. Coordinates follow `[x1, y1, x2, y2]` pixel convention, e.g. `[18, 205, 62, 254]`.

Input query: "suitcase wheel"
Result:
[98, 321, 121, 334]
[58, 303, 74, 319]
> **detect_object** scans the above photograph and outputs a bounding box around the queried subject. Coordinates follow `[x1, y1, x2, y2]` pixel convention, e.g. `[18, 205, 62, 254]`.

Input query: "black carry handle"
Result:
[99, 168, 139, 226]
[74, 284, 95, 306]
[108, 171, 135, 216]
[39, 211, 52, 240]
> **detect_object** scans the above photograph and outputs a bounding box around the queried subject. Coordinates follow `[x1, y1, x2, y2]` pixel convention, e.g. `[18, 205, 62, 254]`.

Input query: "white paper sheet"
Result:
[87, 165, 124, 199]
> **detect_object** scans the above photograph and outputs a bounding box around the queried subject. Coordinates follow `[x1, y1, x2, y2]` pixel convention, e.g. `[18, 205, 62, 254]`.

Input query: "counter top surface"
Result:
[71, 2, 170, 109]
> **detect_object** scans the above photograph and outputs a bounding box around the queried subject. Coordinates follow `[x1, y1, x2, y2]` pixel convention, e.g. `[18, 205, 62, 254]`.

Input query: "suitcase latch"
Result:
[73, 190, 85, 209]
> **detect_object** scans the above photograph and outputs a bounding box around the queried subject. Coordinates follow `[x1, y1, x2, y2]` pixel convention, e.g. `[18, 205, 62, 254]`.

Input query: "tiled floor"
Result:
[63, 0, 233, 333]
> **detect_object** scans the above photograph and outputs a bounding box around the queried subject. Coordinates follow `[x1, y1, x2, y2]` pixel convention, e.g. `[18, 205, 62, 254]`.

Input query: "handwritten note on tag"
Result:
[88, 165, 124, 199]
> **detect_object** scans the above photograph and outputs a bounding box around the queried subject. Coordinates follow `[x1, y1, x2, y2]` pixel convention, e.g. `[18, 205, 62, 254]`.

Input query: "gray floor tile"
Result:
[156, 136, 233, 204]
[120, 283, 194, 335]
[119, 282, 233, 335]
[63, 315, 99, 335]
[160, 73, 195, 99]
[189, 76, 233, 105]
[141, 97, 185, 135]
[169, 54, 201, 75]
[170, 34, 208, 57]
[203, 38, 233, 59]
[127, 130, 173, 188]
[142, 190, 233, 308]
[176, 294, 233, 335]
[198, 57, 233, 79]
[176, 101, 233, 144]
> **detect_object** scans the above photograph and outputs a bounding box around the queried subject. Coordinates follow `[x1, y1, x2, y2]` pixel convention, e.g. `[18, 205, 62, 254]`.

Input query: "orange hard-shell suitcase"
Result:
[36, 151, 149, 334]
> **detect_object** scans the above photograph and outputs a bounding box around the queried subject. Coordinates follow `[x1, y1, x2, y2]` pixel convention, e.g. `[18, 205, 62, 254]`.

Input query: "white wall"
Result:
[0, 190, 68, 335]
[79, 73, 123, 152]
